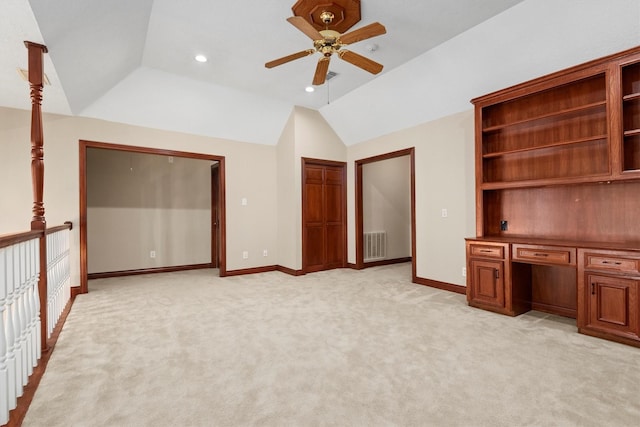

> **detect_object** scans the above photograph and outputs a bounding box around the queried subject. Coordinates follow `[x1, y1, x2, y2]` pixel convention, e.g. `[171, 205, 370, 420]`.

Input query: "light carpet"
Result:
[22, 263, 640, 426]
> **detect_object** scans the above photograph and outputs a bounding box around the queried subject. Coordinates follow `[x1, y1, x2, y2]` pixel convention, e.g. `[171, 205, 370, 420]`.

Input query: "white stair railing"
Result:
[1, 234, 41, 425]
[46, 226, 71, 340]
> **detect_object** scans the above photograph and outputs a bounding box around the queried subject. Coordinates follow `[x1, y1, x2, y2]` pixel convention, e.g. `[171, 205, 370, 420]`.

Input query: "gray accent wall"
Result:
[86, 148, 212, 273]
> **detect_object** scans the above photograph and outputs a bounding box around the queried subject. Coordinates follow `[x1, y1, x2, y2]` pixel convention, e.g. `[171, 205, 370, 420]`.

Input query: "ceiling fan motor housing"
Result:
[320, 11, 335, 24]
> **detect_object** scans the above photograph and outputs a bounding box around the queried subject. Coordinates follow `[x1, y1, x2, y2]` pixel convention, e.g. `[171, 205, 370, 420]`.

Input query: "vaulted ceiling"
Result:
[2, 0, 639, 146]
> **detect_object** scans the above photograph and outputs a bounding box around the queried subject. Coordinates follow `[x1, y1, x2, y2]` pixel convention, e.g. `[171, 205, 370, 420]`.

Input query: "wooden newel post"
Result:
[25, 41, 48, 228]
[25, 41, 49, 352]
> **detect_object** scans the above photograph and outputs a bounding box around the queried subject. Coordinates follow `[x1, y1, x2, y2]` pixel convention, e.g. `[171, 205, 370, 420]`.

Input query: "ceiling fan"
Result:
[265, 11, 386, 85]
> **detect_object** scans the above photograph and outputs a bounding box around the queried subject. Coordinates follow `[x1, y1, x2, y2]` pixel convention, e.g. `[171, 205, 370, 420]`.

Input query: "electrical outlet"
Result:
[462, 267, 466, 277]
[441, 208, 448, 218]
[263, 250, 268, 257]
[500, 220, 508, 231]
[242, 251, 248, 259]
[241, 198, 248, 206]
[150, 250, 156, 258]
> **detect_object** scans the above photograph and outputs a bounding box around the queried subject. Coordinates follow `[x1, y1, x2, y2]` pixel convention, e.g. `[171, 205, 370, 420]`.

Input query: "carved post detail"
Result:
[24, 41, 49, 352]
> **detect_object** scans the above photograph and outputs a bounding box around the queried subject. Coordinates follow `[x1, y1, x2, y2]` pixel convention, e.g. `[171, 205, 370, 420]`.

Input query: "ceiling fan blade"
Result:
[338, 50, 383, 74]
[312, 57, 331, 85]
[339, 22, 386, 45]
[287, 16, 324, 41]
[265, 49, 316, 69]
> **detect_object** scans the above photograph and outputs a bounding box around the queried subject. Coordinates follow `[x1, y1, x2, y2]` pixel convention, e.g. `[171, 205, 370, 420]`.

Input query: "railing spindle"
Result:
[0, 247, 9, 425]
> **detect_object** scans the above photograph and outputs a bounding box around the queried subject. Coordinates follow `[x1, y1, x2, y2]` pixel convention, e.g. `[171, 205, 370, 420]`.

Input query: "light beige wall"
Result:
[362, 156, 412, 259]
[0, 106, 278, 285]
[276, 110, 297, 269]
[348, 110, 476, 286]
[276, 106, 347, 270]
[2, 105, 474, 286]
[87, 150, 212, 273]
[88, 207, 211, 271]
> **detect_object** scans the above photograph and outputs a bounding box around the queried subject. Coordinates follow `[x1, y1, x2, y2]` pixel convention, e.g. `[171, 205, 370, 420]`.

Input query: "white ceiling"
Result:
[1, 0, 639, 146]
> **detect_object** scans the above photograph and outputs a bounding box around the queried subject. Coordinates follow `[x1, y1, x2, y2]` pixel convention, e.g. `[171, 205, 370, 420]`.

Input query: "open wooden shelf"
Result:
[473, 46, 640, 228]
[482, 134, 607, 159]
[482, 101, 606, 133]
[479, 173, 614, 191]
[622, 92, 640, 101]
[623, 134, 640, 171]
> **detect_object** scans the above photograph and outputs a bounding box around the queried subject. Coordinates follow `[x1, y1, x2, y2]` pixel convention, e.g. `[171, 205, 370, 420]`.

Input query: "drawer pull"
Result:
[591, 283, 595, 295]
[479, 249, 493, 253]
[601, 260, 622, 265]
[495, 269, 500, 279]
[533, 253, 549, 257]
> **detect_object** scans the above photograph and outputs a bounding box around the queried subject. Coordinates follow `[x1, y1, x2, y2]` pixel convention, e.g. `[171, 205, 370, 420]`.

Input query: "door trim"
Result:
[301, 157, 347, 274]
[355, 147, 416, 280]
[211, 163, 220, 268]
[79, 140, 227, 293]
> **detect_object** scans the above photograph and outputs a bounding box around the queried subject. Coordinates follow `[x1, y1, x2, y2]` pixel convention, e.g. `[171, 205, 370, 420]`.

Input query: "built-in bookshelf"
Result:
[466, 46, 640, 348]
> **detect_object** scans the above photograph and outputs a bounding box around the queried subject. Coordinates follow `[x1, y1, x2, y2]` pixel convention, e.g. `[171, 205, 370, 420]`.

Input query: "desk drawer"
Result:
[512, 244, 576, 266]
[584, 253, 640, 274]
[469, 244, 505, 259]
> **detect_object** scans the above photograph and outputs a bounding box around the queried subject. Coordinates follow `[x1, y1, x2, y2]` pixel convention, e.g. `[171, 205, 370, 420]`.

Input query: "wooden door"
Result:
[302, 158, 346, 273]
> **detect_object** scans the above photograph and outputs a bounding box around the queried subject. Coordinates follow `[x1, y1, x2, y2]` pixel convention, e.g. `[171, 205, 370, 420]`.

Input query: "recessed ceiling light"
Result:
[305, 86, 315, 93]
[195, 55, 207, 63]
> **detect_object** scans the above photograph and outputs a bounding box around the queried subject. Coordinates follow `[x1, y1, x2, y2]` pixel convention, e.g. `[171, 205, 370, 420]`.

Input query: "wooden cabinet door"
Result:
[586, 274, 639, 337]
[302, 159, 346, 273]
[469, 259, 505, 309]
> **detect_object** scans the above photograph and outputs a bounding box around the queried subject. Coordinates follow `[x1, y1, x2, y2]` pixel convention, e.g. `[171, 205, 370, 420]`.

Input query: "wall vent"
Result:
[17, 68, 51, 85]
[364, 231, 387, 262]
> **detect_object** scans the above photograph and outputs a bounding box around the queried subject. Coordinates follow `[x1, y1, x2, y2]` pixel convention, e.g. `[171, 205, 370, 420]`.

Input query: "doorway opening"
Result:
[79, 140, 226, 293]
[355, 148, 416, 280]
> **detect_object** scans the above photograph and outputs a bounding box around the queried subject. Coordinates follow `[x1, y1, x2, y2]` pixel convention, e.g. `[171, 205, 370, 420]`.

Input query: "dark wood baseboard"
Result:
[413, 276, 466, 294]
[276, 265, 305, 276]
[347, 263, 358, 269]
[531, 302, 577, 319]
[6, 294, 76, 427]
[215, 265, 306, 277]
[364, 257, 412, 268]
[70, 286, 83, 297]
[225, 265, 277, 276]
[87, 263, 214, 280]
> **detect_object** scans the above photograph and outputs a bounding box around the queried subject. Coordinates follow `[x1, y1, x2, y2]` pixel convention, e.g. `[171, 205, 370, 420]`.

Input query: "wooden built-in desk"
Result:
[466, 237, 640, 348]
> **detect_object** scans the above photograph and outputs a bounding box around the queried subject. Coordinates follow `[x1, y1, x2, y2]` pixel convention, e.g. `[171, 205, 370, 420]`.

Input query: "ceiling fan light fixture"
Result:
[265, 5, 386, 85]
[194, 54, 208, 63]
